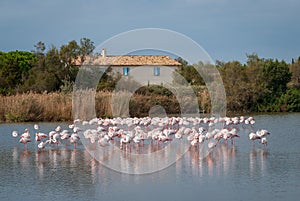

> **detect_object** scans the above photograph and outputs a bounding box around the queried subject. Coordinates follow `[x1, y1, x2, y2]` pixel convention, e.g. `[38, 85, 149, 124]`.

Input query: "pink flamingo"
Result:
[249, 132, 261, 146]
[35, 132, 48, 142]
[261, 137, 268, 148]
[19, 136, 32, 149]
[70, 133, 80, 149]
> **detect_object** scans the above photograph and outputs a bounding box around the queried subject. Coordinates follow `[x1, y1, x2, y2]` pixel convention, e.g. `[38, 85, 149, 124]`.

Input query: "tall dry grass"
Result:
[0, 92, 72, 122]
[0, 89, 211, 122]
[0, 91, 114, 122]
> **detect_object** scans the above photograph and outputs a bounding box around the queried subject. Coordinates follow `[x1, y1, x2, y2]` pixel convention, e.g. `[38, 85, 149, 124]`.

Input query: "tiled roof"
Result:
[76, 55, 181, 66]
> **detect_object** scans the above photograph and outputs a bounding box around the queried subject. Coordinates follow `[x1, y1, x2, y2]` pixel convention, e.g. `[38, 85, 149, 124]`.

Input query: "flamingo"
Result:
[214, 130, 224, 142]
[133, 134, 143, 149]
[228, 133, 240, 144]
[48, 131, 56, 139]
[35, 132, 48, 142]
[73, 126, 80, 133]
[20, 128, 31, 139]
[249, 132, 261, 146]
[175, 129, 183, 139]
[257, 129, 270, 137]
[120, 134, 131, 150]
[19, 136, 31, 149]
[69, 124, 75, 129]
[55, 126, 62, 133]
[98, 135, 110, 147]
[12, 131, 18, 138]
[48, 133, 60, 148]
[187, 133, 195, 141]
[38, 141, 48, 149]
[261, 137, 267, 147]
[198, 133, 206, 144]
[70, 133, 80, 149]
[191, 138, 198, 146]
[228, 128, 240, 144]
[60, 131, 71, 145]
[34, 124, 39, 130]
[60, 131, 71, 140]
[205, 131, 214, 140]
[208, 141, 216, 149]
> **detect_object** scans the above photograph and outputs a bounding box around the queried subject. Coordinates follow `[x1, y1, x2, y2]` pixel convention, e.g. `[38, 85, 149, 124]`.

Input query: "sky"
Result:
[0, 0, 299, 63]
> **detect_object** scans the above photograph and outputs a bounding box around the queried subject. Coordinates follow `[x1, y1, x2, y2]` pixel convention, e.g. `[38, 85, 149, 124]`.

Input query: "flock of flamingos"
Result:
[12, 116, 270, 153]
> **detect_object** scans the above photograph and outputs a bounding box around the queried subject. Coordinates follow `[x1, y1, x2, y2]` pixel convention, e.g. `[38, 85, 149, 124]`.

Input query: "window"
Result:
[154, 67, 160, 76]
[123, 67, 129, 76]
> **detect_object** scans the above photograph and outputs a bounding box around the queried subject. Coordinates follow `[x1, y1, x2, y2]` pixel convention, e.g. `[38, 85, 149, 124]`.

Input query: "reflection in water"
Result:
[249, 148, 268, 177]
[70, 149, 77, 166]
[24, 142, 244, 187]
[184, 143, 239, 177]
[16, 139, 269, 185]
[20, 150, 31, 169]
[85, 139, 192, 174]
[12, 147, 19, 165]
[4, 139, 293, 201]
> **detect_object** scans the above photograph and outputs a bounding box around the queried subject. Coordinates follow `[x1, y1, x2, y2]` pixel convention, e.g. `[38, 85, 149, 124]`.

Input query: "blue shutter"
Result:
[154, 67, 160, 76]
[123, 67, 129, 76]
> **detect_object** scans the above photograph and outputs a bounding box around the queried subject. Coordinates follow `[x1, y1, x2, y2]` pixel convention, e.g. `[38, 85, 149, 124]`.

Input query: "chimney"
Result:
[101, 48, 107, 58]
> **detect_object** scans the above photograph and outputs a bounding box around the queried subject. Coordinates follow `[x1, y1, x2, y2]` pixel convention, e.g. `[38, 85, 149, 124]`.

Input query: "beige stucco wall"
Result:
[111, 66, 177, 86]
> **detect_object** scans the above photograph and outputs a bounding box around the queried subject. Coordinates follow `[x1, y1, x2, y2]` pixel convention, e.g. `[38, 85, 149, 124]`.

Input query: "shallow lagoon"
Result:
[1, 114, 300, 201]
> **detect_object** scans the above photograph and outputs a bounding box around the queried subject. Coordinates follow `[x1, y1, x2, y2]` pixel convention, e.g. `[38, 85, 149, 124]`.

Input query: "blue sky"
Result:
[1, 0, 299, 63]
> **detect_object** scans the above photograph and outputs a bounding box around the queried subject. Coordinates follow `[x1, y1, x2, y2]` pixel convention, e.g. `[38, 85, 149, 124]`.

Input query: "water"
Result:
[0, 114, 300, 201]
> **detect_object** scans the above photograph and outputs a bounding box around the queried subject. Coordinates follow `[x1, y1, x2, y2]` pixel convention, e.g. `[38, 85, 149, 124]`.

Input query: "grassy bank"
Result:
[0, 90, 211, 122]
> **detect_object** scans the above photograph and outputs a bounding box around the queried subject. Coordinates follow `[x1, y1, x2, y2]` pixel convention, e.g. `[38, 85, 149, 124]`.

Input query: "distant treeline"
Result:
[0, 39, 300, 121]
[217, 55, 300, 112]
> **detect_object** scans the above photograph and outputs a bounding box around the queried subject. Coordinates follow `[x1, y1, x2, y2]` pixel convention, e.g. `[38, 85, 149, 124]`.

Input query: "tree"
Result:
[60, 40, 80, 66]
[97, 67, 122, 91]
[173, 57, 204, 85]
[262, 59, 291, 94]
[80, 37, 95, 56]
[289, 57, 300, 88]
[218, 60, 249, 111]
[0, 51, 36, 94]
[59, 41, 80, 88]
[33, 41, 46, 56]
[23, 45, 62, 92]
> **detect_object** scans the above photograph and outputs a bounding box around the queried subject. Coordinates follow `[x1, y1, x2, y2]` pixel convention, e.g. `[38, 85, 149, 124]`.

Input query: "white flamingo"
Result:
[34, 124, 39, 130]
[12, 131, 18, 138]
[48, 133, 60, 148]
[175, 129, 183, 139]
[98, 135, 110, 147]
[257, 129, 270, 137]
[70, 133, 80, 149]
[38, 141, 48, 149]
[249, 132, 261, 145]
[261, 137, 267, 147]
[120, 134, 131, 150]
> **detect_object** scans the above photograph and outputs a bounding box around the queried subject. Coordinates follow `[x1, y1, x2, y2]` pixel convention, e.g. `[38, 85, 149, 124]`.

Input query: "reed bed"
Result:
[0, 92, 72, 122]
[0, 89, 211, 122]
